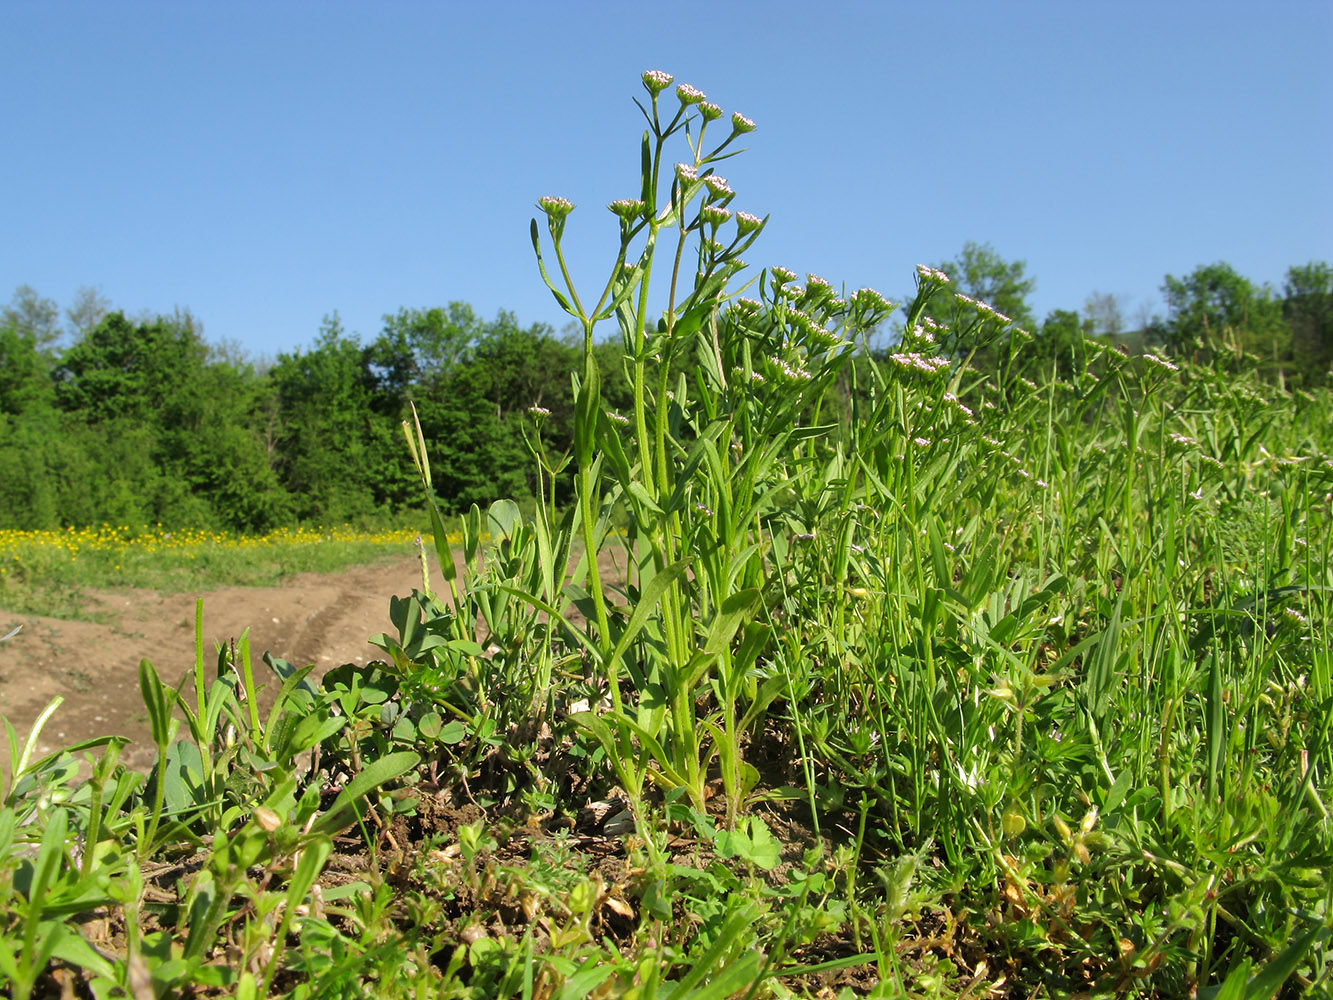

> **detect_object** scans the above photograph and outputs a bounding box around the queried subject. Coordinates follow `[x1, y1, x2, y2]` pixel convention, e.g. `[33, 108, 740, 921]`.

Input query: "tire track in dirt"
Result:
[0, 556, 430, 774]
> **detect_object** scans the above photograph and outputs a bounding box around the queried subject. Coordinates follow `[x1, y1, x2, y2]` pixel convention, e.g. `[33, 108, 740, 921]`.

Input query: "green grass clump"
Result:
[1, 73, 1330, 998]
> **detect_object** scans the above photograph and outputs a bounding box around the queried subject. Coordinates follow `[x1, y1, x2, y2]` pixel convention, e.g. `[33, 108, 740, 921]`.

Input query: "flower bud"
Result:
[699, 101, 723, 122]
[537, 196, 575, 221]
[607, 199, 646, 222]
[731, 112, 756, 134]
[703, 175, 733, 199]
[642, 69, 674, 95]
[735, 211, 765, 236]
[676, 83, 706, 105]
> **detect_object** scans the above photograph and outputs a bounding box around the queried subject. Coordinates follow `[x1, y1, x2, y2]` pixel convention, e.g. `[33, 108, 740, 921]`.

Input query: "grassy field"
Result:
[0, 523, 426, 618]
[1, 74, 1331, 999]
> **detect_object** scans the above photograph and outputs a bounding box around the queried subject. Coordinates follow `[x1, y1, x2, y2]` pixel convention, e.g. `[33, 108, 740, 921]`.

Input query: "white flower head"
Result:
[642, 69, 674, 94]
[701, 205, 732, 226]
[537, 196, 575, 219]
[731, 112, 756, 133]
[676, 83, 706, 105]
[1143, 352, 1180, 372]
[607, 198, 646, 221]
[735, 211, 764, 235]
[704, 175, 733, 198]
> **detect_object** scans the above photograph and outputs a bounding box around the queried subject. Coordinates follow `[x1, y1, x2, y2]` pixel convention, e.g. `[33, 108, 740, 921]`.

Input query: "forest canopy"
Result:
[2, 255, 1328, 534]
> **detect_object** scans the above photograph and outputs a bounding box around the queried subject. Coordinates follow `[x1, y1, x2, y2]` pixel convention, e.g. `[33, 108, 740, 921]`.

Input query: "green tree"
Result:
[366, 302, 484, 401]
[269, 315, 395, 522]
[1, 285, 62, 350]
[1283, 261, 1332, 382]
[928, 241, 1037, 331]
[0, 323, 55, 416]
[1027, 308, 1088, 378]
[1160, 262, 1289, 370]
[54, 311, 210, 421]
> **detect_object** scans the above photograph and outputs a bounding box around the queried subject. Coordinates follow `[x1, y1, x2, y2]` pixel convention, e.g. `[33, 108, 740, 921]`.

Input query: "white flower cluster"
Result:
[676, 83, 706, 104]
[1142, 353, 1180, 372]
[607, 199, 646, 221]
[735, 211, 764, 235]
[942, 392, 973, 418]
[704, 175, 733, 197]
[1168, 433, 1197, 446]
[676, 162, 699, 182]
[528, 405, 551, 417]
[538, 196, 575, 217]
[850, 287, 893, 311]
[771, 266, 796, 283]
[731, 112, 756, 133]
[917, 265, 950, 283]
[773, 357, 813, 382]
[642, 69, 674, 93]
[605, 411, 630, 426]
[889, 352, 951, 375]
[701, 205, 731, 226]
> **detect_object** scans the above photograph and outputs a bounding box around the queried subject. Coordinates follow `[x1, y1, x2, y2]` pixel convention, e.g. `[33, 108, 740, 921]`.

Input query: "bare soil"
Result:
[0, 556, 430, 774]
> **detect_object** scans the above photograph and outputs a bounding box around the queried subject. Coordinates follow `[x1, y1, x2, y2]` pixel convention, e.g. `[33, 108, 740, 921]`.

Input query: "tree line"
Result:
[0, 297, 633, 532]
[2, 252, 1328, 534]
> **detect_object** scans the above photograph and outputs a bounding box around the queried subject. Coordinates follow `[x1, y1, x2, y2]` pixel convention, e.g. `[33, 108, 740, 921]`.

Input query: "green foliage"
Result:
[1284, 260, 1333, 380]
[1162, 261, 1290, 374]
[927, 240, 1038, 331]
[2, 71, 1332, 999]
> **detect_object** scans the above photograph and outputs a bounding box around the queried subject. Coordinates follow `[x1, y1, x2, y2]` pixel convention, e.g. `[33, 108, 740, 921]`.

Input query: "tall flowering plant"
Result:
[527, 72, 895, 834]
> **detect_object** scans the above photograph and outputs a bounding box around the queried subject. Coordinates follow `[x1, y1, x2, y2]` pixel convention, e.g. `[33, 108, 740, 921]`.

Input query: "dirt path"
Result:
[0, 556, 430, 774]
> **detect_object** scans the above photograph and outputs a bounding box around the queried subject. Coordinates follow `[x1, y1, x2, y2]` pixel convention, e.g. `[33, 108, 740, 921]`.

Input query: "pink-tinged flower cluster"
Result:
[771, 266, 796, 284]
[731, 112, 756, 133]
[528, 405, 552, 417]
[850, 287, 893, 311]
[703, 175, 733, 198]
[732, 365, 765, 384]
[607, 199, 646, 221]
[917, 265, 950, 283]
[973, 299, 1012, 323]
[1142, 352, 1180, 372]
[735, 211, 764, 236]
[889, 352, 951, 375]
[676, 83, 706, 105]
[773, 357, 813, 382]
[942, 392, 973, 418]
[699, 102, 723, 121]
[605, 410, 631, 426]
[676, 162, 699, 182]
[700, 205, 732, 226]
[537, 196, 575, 219]
[642, 70, 674, 94]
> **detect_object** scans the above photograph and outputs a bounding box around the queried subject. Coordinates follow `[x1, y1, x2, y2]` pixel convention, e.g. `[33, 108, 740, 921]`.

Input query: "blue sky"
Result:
[3, 1, 1330, 359]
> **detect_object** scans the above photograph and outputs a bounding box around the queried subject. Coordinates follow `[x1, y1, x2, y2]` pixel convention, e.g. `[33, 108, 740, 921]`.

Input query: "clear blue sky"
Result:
[3, 1, 1330, 359]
